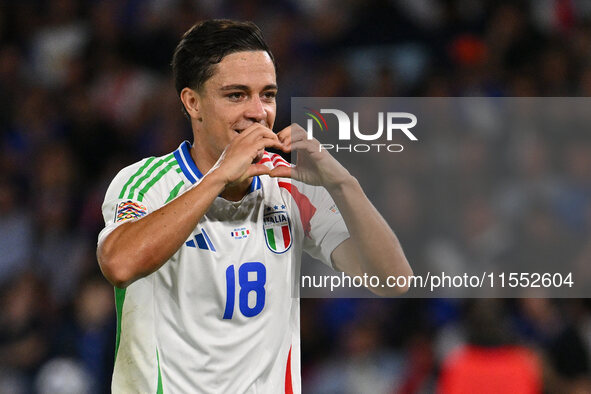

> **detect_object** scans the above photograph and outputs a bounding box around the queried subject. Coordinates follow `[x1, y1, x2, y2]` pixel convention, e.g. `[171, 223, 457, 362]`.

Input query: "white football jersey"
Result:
[98, 141, 349, 393]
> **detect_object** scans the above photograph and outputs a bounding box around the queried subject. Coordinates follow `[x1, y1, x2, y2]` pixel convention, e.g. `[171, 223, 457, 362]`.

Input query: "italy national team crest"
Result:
[263, 205, 292, 254]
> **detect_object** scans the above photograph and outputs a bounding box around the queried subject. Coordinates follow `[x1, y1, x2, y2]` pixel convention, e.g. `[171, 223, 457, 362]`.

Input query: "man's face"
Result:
[196, 50, 277, 159]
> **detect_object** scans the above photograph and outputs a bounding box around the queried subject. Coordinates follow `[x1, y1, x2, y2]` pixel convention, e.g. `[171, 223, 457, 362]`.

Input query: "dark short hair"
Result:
[172, 19, 275, 115]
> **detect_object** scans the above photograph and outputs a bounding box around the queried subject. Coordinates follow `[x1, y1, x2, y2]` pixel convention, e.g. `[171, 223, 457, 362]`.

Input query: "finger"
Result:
[244, 132, 280, 150]
[236, 124, 276, 147]
[276, 125, 291, 141]
[270, 139, 292, 153]
[289, 129, 311, 144]
[277, 130, 292, 147]
[242, 125, 277, 141]
[289, 123, 308, 140]
[239, 122, 270, 136]
[245, 163, 271, 178]
[256, 136, 285, 151]
[290, 139, 320, 153]
[280, 142, 292, 153]
[277, 124, 309, 145]
[265, 127, 292, 153]
[269, 166, 292, 178]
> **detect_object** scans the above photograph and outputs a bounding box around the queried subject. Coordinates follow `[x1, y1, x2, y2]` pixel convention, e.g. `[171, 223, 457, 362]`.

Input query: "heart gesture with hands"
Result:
[211, 123, 351, 192]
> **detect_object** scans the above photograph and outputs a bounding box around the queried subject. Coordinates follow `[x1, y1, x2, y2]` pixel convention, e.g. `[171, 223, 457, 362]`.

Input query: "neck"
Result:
[190, 142, 216, 176]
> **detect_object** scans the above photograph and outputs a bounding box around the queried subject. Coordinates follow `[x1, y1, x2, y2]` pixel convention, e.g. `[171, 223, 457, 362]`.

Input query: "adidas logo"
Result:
[186, 229, 216, 251]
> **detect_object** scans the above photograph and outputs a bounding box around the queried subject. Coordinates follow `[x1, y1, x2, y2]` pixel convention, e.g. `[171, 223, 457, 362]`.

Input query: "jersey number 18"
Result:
[223, 262, 266, 319]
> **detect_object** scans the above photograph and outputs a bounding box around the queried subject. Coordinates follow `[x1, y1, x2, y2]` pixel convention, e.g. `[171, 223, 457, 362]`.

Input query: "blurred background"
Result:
[1, 0, 591, 392]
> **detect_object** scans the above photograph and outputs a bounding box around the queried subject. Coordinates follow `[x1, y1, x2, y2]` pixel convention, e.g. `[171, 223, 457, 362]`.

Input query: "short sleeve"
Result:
[292, 181, 350, 269]
[98, 158, 161, 246]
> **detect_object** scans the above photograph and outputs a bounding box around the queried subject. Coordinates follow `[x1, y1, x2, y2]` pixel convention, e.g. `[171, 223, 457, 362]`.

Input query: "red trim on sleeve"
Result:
[278, 181, 316, 237]
[285, 346, 293, 394]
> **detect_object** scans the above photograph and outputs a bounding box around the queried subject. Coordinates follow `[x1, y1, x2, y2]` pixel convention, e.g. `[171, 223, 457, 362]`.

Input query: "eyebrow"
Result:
[219, 84, 278, 92]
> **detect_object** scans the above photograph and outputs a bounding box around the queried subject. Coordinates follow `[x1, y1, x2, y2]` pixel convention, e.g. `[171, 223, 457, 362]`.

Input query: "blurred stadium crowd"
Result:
[1, 0, 591, 392]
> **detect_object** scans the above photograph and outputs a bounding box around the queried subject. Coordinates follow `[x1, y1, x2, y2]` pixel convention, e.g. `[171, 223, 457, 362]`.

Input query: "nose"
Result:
[244, 96, 267, 124]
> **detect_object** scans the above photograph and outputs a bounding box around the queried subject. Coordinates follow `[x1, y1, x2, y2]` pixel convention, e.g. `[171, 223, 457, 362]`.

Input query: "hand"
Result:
[269, 123, 352, 190]
[211, 123, 287, 186]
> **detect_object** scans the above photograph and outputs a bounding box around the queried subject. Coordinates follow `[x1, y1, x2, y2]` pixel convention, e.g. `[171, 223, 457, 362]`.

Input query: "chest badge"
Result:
[263, 205, 292, 254]
[231, 227, 250, 240]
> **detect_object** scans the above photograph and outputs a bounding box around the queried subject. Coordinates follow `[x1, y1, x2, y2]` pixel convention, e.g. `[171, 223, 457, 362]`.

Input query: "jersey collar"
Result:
[174, 141, 261, 193]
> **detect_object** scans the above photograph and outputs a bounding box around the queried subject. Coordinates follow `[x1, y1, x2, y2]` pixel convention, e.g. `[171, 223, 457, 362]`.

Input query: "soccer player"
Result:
[97, 19, 412, 393]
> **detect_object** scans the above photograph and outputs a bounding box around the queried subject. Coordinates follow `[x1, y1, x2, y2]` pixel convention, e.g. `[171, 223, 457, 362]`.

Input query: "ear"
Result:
[180, 87, 202, 121]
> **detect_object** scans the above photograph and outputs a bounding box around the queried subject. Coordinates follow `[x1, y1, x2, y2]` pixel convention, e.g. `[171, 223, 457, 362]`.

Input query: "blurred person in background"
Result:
[34, 357, 92, 394]
[304, 316, 404, 394]
[0, 272, 51, 393]
[50, 274, 115, 394]
[437, 299, 542, 394]
[34, 143, 95, 306]
[0, 177, 33, 285]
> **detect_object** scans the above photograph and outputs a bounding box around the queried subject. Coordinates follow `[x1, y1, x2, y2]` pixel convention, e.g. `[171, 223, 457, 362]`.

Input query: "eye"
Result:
[227, 92, 246, 101]
[262, 91, 277, 101]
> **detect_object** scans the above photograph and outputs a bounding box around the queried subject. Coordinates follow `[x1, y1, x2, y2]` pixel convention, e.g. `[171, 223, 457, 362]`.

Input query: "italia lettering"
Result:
[264, 214, 288, 224]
